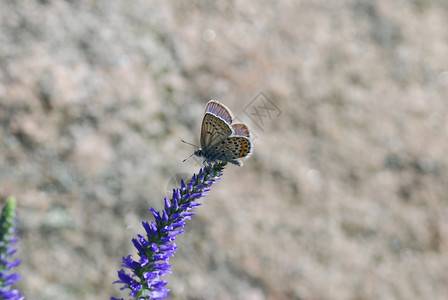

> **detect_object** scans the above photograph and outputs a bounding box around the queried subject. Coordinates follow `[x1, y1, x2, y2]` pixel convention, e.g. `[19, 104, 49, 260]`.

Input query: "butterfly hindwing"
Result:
[208, 136, 252, 166]
[231, 123, 251, 138]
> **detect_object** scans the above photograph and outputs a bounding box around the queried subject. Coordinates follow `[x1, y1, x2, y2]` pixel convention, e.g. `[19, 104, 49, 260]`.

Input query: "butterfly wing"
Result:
[200, 113, 233, 153]
[231, 123, 251, 138]
[208, 136, 253, 166]
[205, 100, 233, 124]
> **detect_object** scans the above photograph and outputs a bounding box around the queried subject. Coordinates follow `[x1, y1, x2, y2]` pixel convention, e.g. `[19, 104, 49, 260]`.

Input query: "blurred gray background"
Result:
[1, 1, 447, 299]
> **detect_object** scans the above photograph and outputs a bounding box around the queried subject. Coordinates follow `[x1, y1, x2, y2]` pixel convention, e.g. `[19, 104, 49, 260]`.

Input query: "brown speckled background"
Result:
[1, 1, 447, 299]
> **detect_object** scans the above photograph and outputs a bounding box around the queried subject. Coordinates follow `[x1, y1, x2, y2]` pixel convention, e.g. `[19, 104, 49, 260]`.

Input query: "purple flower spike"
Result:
[112, 162, 226, 299]
[0, 197, 24, 300]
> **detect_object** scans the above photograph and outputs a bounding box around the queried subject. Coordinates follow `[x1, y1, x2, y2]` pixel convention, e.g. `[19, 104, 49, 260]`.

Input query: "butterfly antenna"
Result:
[181, 140, 199, 163]
[181, 140, 199, 149]
[182, 152, 196, 163]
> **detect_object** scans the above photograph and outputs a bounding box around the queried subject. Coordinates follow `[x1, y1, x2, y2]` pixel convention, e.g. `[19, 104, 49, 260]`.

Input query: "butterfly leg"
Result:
[227, 159, 242, 166]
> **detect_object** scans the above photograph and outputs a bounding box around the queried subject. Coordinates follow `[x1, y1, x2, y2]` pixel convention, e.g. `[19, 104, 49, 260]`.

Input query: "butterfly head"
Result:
[194, 149, 203, 158]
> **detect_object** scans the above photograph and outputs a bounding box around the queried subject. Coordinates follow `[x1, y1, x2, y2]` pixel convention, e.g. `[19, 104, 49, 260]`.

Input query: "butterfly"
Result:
[184, 100, 253, 166]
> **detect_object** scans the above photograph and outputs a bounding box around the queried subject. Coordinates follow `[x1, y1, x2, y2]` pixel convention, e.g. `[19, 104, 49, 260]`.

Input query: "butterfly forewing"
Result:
[200, 113, 233, 153]
[205, 100, 233, 124]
